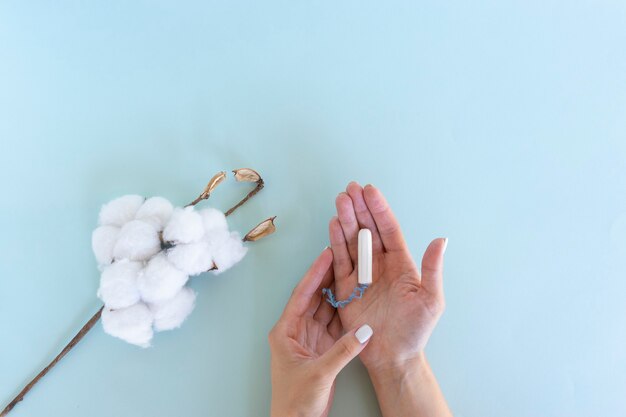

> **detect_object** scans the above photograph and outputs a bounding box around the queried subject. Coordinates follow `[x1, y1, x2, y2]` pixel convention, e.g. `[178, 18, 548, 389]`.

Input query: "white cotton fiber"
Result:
[92, 225, 120, 266]
[137, 252, 189, 303]
[162, 207, 204, 244]
[150, 287, 196, 332]
[101, 303, 154, 348]
[135, 197, 174, 230]
[166, 241, 213, 275]
[98, 195, 145, 227]
[98, 260, 142, 309]
[211, 232, 248, 274]
[112, 220, 161, 261]
[198, 207, 228, 235]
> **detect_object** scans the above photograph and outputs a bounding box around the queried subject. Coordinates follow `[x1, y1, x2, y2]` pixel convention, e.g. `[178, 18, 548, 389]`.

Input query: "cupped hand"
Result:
[269, 248, 373, 417]
[328, 182, 447, 373]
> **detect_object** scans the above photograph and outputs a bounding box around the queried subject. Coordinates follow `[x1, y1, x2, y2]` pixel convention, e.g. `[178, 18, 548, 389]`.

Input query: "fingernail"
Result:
[355, 324, 373, 344]
[442, 238, 449, 254]
[324, 245, 329, 251]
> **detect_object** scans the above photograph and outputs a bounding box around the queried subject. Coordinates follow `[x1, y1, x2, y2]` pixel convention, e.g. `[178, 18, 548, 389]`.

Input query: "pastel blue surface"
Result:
[1, 1, 625, 416]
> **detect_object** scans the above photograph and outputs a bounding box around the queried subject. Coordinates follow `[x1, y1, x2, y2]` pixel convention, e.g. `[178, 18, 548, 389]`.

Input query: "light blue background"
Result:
[1, 1, 625, 416]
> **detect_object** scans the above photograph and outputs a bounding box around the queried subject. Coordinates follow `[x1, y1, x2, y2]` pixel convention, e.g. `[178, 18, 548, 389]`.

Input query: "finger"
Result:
[329, 215, 353, 278]
[363, 184, 408, 253]
[345, 182, 384, 253]
[307, 262, 335, 317]
[420, 238, 448, 295]
[335, 192, 359, 261]
[283, 248, 333, 318]
[318, 324, 373, 376]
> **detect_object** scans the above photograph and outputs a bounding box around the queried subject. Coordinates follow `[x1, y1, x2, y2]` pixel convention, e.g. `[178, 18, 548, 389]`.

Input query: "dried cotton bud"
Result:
[188, 171, 227, 206]
[244, 216, 276, 241]
[202, 171, 227, 198]
[233, 168, 262, 183]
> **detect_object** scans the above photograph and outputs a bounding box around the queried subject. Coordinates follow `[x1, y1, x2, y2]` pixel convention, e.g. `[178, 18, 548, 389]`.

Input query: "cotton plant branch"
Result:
[225, 168, 265, 216]
[0, 307, 104, 417]
[1, 168, 276, 417]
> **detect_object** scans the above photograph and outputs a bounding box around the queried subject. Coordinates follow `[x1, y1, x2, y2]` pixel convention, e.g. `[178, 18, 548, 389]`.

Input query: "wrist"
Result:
[365, 351, 428, 383]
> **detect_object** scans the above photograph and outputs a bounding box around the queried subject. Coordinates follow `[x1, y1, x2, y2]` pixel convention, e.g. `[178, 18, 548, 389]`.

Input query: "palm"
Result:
[288, 315, 339, 360]
[329, 183, 446, 370]
[335, 251, 439, 368]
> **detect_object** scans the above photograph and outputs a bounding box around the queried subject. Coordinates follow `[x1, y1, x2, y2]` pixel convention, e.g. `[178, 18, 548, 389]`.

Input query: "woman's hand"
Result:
[269, 248, 373, 417]
[328, 182, 447, 374]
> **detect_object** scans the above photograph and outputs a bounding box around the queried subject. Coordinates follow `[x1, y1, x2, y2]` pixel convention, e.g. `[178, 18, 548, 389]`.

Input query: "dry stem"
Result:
[1, 306, 104, 417]
[225, 179, 264, 217]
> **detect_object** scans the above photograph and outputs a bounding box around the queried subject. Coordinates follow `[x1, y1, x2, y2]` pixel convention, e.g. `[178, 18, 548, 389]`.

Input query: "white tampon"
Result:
[358, 229, 372, 285]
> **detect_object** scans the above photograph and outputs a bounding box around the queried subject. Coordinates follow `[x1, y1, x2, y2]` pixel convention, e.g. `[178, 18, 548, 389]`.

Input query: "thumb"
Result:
[420, 237, 448, 294]
[319, 324, 373, 376]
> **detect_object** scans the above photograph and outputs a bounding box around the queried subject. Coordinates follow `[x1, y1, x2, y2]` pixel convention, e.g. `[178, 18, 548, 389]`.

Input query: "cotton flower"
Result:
[162, 206, 204, 244]
[91, 225, 120, 266]
[166, 241, 213, 275]
[211, 232, 248, 274]
[199, 207, 228, 235]
[101, 303, 154, 348]
[150, 287, 196, 332]
[98, 260, 142, 309]
[135, 196, 174, 230]
[92, 189, 272, 347]
[137, 253, 188, 303]
[113, 220, 161, 261]
[98, 195, 145, 227]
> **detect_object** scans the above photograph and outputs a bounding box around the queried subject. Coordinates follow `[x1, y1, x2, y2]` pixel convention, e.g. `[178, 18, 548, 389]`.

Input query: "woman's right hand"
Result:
[329, 182, 452, 417]
[328, 182, 448, 374]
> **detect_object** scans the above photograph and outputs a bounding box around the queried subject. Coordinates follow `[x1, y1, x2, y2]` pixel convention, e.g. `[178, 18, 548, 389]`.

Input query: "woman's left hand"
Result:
[269, 248, 373, 417]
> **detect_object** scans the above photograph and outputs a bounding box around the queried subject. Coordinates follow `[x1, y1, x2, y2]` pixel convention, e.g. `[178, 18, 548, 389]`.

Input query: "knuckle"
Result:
[340, 340, 355, 358]
[290, 287, 299, 298]
[267, 325, 279, 344]
[434, 296, 446, 315]
[425, 294, 446, 316]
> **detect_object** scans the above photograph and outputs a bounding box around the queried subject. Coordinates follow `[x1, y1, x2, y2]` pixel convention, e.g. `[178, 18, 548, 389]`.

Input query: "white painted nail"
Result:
[355, 324, 373, 344]
[442, 238, 448, 254]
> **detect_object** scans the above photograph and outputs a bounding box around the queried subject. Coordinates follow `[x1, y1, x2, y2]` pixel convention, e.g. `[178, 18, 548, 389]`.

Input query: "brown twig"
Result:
[224, 179, 264, 217]
[1, 306, 104, 417]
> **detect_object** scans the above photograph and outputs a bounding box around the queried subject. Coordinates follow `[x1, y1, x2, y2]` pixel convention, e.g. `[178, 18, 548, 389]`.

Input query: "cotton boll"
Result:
[135, 197, 173, 230]
[92, 225, 120, 266]
[98, 260, 142, 309]
[150, 287, 196, 332]
[101, 303, 154, 348]
[198, 207, 228, 235]
[98, 195, 145, 227]
[137, 253, 188, 303]
[166, 241, 213, 275]
[162, 207, 204, 244]
[211, 232, 248, 274]
[113, 220, 161, 261]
